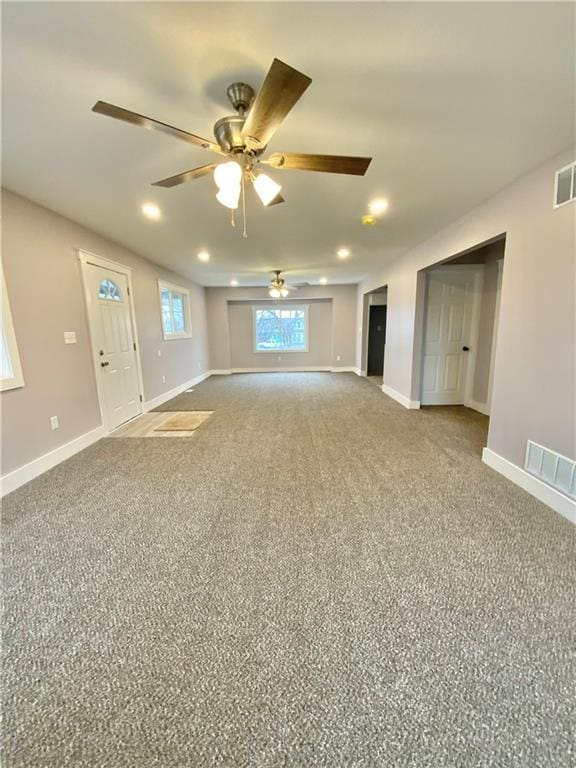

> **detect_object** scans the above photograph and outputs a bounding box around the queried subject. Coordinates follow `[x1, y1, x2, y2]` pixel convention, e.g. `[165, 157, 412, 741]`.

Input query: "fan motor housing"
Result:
[226, 82, 255, 113]
[213, 115, 246, 154]
[214, 82, 265, 155]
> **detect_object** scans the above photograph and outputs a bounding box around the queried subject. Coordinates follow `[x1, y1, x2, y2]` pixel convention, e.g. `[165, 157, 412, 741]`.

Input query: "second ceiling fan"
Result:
[92, 58, 372, 221]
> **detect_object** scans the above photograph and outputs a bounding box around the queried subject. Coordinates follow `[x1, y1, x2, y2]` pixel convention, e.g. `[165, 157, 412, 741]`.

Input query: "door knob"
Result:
[462, 346, 470, 352]
[101, 361, 109, 367]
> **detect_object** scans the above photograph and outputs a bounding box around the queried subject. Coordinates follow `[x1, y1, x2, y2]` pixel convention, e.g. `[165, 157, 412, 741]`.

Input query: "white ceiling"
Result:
[3, 2, 574, 286]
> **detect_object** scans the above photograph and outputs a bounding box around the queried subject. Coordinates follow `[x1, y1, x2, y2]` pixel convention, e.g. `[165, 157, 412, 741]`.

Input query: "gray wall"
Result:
[207, 284, 357, 372]
[228, 300, 333, 370]
[1, 189, 209, 475]
[357, 147, 576, 468]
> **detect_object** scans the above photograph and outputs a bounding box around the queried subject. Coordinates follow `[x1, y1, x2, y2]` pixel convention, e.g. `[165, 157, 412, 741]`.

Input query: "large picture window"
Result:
[158, 281, 192, 340]
[253, 305, 309, 353]
[1, 267, 24, 391]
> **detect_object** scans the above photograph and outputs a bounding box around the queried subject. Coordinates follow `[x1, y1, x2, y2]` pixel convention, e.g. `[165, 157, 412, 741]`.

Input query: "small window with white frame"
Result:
[252, 305, 309, 353]
[158, 280, 192, 340]
[554, 161, 576, 208]
[1, 266, 25, 391]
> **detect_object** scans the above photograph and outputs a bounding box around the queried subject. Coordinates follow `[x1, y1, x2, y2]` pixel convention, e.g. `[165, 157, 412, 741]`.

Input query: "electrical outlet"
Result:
[336, 355, 341, 361]
[63, 331, 77, 344]
[157, 350, 162, 357]
[50, 416, 59, 430]
[278, 355, 282, 361]
[162, 375, 166, 384]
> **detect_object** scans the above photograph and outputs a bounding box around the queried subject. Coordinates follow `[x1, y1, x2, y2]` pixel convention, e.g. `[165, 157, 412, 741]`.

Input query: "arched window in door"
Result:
[98, 278, 122, 301]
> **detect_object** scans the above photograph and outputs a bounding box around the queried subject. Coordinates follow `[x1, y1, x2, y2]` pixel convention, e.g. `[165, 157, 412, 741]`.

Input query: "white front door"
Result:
[85, 264, 142, 430]
[421, 268, 479, 405]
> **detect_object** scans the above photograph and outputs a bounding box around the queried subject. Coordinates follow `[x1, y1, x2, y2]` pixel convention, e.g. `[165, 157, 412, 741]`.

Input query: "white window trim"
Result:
[1, 265, 25, 391]
[158, 280, 192, 340]
[553, 160, 576, 209]
[252, 304, 310, 354]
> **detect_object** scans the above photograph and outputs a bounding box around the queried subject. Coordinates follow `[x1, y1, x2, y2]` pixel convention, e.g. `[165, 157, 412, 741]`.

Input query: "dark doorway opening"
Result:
[367, 304, 387, 377]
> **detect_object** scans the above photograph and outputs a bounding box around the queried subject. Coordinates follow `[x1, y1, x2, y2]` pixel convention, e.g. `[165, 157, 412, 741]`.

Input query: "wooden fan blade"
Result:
[92, 101, 222, 153]
[263, 152, 372, 176]
[152, 164, 217, 188]
[241, 59, 312, 150]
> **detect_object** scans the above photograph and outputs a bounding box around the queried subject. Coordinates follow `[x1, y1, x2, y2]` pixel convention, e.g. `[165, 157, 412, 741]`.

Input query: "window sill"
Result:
[0, 377, 25, 392]
[162, 333, 193, 341]
[253, 349, 309, 354]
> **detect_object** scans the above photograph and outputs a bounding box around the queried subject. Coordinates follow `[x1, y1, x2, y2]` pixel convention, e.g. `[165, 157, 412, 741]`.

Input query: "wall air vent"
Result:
[554, 161, 576, 208]
[525, 441, 576, 500]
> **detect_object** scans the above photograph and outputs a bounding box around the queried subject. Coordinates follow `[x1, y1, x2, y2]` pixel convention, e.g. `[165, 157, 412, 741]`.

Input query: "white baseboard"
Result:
[1, 370, 213, 496]
[211, 367, 357, 375]
[465, 398, 490, 416]
[230, 366, 332, 374]
[330, 367, 357, 373]
[143, 370, 211, 411]
[382, 384, 421, 409]
[482, 447, 575, 524]
[353, 367, 363, 376]
[1, 424, 107, 497]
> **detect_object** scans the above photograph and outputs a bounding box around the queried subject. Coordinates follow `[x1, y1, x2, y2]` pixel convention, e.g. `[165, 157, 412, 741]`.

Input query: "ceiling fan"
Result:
[92, 58, 372, 232]
[268, 270, 300, 298]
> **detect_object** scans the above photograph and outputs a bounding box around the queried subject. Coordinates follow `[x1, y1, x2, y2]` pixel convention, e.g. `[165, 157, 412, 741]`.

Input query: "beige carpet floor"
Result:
[2, 372, 574, 767]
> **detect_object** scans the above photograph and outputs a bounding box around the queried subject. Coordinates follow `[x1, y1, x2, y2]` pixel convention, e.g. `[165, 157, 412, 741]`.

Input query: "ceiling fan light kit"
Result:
[92, 58, 372, 235]
[213, 160, 243, 209]
[216, 185, 241, 210]
[253, 173, 282, 206]
[268, 270, 296, 299]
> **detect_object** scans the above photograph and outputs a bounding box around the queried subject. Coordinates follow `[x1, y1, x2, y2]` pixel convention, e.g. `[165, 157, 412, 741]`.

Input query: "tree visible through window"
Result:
[254, 307, 308, 352]
[98, 278, 121, 301]
[158, 281, 192, 339]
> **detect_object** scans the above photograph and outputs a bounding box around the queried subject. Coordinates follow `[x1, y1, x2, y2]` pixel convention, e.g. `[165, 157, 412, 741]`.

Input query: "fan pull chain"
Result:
[230, 209, 235, 228]
[242, 173, 247, 238]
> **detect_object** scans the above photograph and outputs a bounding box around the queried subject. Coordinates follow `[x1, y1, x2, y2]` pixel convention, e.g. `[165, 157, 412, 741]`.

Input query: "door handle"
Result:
[462, 346, 470, 352]
[101, 361, 109, 367]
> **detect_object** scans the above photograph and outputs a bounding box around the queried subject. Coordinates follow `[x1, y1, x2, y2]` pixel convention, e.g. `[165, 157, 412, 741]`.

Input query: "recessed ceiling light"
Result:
[230, 279, 238, 287]
[368, 198, 388, 216]
[141, 202, 161, 221]
[319, 277, 327, 285]
[197, 250, 210, 262]
[337, 247, 350, 259]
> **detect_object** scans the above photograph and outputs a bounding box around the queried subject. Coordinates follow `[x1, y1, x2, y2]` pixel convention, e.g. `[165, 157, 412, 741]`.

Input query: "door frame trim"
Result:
[485, 258, 504, 413]
[78, 249, 145, 432]
[462, 267, 484, 408]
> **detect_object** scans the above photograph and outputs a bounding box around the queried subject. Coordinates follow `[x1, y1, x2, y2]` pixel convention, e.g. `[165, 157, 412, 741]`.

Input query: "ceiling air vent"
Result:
[554, 161, 576, 208]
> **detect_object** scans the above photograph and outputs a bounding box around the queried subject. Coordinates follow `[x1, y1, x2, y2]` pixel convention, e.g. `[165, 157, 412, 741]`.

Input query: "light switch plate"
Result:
[64, 331, 77, 344]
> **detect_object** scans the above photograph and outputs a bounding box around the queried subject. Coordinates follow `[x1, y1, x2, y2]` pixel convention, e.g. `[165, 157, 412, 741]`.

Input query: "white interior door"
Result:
[85, 264, 142, 430]
[421, 268, 478, 405]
